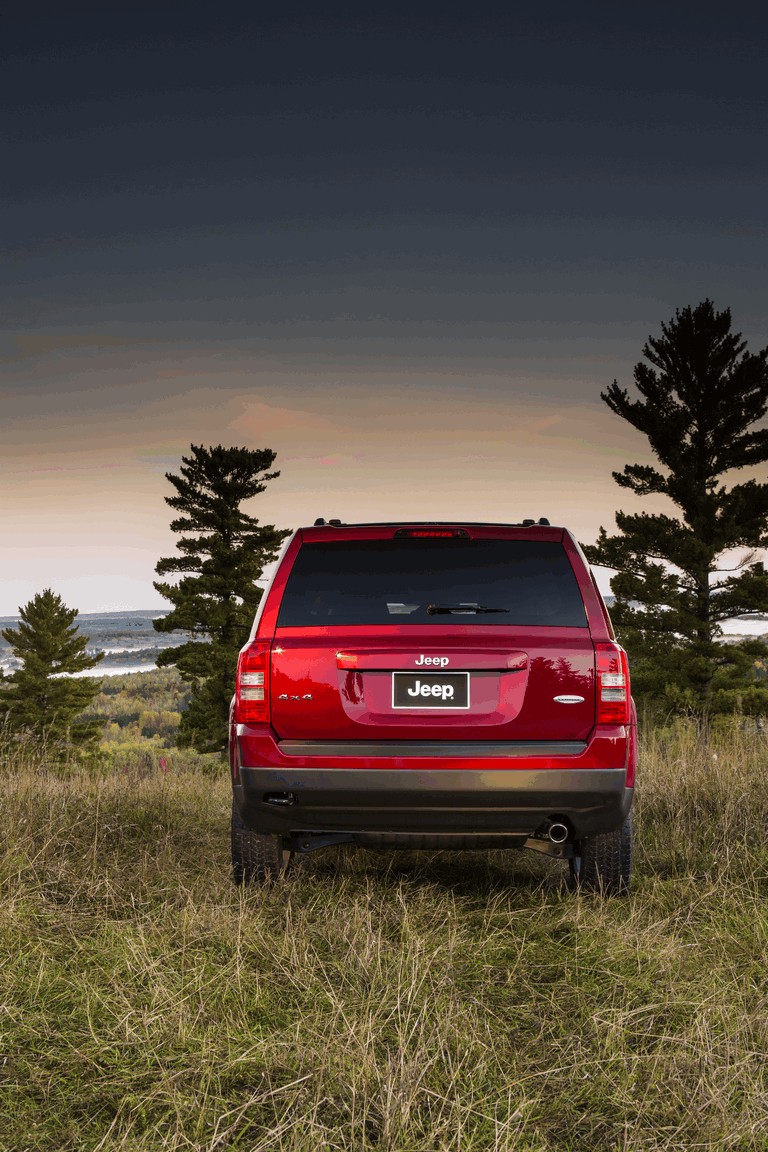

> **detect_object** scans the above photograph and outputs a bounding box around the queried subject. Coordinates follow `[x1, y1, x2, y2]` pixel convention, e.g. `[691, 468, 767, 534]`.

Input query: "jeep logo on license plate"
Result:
[392, 672, 470, 709]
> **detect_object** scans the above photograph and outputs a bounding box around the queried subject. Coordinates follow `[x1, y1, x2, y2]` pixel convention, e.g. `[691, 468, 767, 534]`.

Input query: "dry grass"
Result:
[0, 720, 767, 1151]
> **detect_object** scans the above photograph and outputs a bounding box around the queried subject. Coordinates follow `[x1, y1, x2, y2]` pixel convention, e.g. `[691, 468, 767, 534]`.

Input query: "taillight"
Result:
[235, 640, 271, 724]
[595, 642, 630, 725]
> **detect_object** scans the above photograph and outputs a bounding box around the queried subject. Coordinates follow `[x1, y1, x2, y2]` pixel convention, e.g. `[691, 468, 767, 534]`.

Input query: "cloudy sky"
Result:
[3, 6, 767, 614]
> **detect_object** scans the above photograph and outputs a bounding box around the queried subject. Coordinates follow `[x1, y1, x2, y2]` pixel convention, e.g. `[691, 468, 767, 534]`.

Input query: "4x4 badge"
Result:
[278, 693, 313, 701]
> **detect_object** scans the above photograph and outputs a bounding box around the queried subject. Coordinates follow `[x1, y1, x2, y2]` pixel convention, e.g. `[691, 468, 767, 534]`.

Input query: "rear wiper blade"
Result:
[426, 603, 509, 615]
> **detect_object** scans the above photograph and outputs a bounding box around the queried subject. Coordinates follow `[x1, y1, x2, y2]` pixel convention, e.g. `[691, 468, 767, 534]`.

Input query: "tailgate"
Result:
[271, 626, 595, 742]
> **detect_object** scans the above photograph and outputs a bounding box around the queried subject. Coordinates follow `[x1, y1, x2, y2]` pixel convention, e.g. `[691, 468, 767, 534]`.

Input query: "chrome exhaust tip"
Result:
[547, 821, 569, 844]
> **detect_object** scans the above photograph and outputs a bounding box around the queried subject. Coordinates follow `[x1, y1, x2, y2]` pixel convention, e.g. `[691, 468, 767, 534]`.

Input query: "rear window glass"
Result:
[276, 539, 587, 627]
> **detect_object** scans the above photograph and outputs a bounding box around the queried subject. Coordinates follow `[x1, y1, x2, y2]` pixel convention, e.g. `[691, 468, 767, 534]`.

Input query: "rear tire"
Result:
[575, 812, 633, 895]
[231, 799, 293, 884]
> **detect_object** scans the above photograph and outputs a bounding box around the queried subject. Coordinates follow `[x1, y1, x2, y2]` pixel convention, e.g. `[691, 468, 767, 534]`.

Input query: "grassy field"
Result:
[1, 720, 767, 1151]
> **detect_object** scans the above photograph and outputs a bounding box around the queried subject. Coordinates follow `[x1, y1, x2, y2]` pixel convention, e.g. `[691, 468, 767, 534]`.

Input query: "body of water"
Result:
[68, 663, 159, 678]
[0, 609, 188, 677]
[718, 618, 768, 636]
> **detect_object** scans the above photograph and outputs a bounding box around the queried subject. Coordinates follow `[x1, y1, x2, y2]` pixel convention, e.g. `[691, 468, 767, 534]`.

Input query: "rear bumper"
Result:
[233, 726, 633, 842]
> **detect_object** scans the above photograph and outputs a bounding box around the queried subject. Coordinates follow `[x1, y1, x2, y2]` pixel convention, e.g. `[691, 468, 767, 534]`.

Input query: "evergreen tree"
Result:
[0, 589, 104, 752]
[153, 444, 290, 751]
[583, 300, 768, 717]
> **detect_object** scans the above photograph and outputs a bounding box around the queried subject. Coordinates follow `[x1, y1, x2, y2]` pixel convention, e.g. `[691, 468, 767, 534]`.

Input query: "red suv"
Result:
[229, 520, 636, 893]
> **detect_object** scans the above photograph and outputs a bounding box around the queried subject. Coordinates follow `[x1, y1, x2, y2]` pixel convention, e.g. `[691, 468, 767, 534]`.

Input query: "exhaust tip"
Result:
[548, 821, 569, 844]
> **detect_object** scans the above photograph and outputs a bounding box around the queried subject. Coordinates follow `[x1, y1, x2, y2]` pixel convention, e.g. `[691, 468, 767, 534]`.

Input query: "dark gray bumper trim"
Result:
[277, 739, 587, 758]
[236, 767, 633, 839]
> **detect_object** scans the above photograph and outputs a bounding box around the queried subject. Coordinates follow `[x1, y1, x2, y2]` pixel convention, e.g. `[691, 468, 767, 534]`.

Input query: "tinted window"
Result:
[277, 539, 587, 627]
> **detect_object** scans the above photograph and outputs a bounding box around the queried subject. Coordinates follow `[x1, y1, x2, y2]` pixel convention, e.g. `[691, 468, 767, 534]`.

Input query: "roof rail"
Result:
[313, 518, 553, 528]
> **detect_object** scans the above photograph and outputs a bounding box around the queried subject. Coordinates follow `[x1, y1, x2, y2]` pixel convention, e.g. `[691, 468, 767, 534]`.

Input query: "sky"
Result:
[3, 5, 768, 615]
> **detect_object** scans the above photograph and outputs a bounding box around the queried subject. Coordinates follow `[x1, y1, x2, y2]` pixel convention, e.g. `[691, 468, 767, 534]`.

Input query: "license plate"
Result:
[392, 672, 470, 709]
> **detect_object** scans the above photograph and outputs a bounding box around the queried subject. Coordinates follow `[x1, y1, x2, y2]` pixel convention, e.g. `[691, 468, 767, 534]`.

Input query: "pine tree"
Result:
[0, 589, 104, 752]
[583, 300, 768, 717]
[153, 444, 290, 752]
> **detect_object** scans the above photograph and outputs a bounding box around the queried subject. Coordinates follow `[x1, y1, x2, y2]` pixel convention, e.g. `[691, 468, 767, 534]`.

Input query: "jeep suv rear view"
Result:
[229, 521, 636, 893]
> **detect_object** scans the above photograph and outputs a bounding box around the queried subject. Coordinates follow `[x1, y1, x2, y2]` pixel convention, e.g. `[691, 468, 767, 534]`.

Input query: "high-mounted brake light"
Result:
[595, 642, 630, 725]
[235, 640, 271, 724]
[393, 529, 469, 538]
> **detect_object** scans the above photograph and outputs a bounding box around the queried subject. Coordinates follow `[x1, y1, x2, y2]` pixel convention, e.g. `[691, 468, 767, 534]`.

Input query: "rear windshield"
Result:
[277, 539, 587, 627]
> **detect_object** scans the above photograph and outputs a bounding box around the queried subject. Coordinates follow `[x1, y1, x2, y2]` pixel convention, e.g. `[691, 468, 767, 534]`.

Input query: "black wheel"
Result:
[231, 799, 293, 884]
[574, 812, 633, 895]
